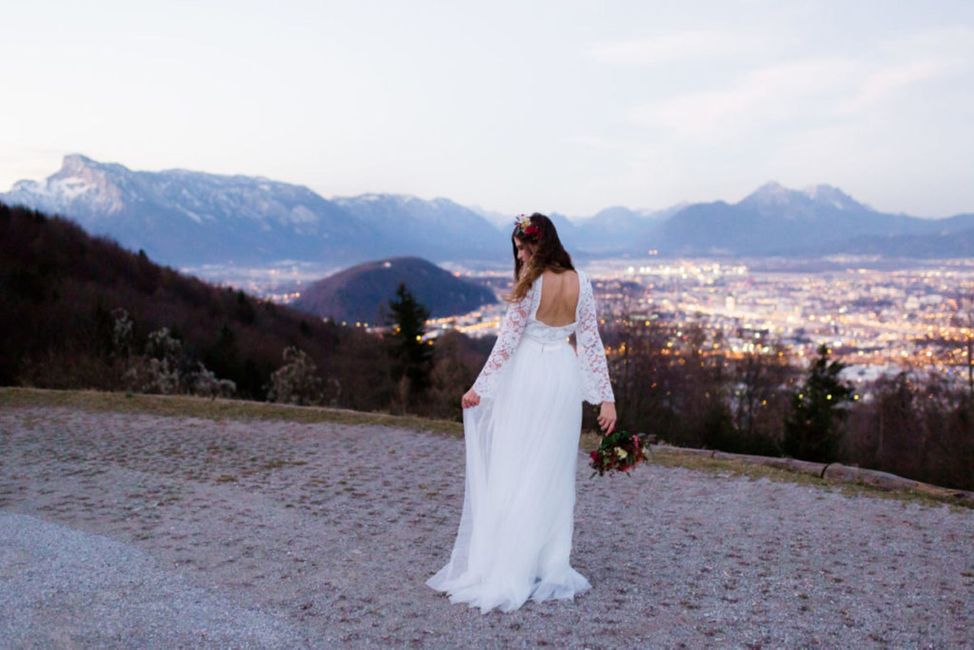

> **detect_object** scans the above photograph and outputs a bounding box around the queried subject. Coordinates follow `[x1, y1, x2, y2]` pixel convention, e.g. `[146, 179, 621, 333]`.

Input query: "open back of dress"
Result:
[534, 270, 580, 327]
[426, 268, 614, 614]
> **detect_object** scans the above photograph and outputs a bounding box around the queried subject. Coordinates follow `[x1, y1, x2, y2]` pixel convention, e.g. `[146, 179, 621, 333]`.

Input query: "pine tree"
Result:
[386, 283, 433, 411]
[782, 344, 854, 462]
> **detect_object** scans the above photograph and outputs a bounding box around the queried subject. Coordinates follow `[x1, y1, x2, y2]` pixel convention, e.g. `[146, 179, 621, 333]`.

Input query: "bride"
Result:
[426, 212, 617, 614]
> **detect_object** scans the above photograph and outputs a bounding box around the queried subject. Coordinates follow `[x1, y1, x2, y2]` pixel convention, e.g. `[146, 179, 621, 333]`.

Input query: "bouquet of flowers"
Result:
[589, 430, 652, 478]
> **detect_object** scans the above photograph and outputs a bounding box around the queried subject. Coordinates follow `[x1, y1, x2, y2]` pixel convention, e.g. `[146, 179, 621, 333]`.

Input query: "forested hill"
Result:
[0, 203, 393, 403]
[293, 256, 497, 324]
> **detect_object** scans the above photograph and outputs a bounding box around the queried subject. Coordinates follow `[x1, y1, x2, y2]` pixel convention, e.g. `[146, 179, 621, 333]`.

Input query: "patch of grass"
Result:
[650, 449, 824, 484]
[646, 446, 972, 511]
[581, 432, 970, 510]
[0, 387, 463, 436]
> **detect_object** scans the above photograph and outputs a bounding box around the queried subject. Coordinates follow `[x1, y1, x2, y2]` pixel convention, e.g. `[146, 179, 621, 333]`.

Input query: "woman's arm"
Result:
[463, 288, 532, 407]
[576, 274, 616, 407]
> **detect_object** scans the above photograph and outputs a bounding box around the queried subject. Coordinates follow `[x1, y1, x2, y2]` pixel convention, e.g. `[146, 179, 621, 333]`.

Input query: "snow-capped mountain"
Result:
[468, 205, 516, 230]
[0, 155, 505, 266]
[332, 194, 507, 261]
[564, 205, 686, 255]
[465, 204, 685, 257]
[654, 180, 974, 256]
[740, 181, 871, 215]
[5, 154, 128, 218]
[2, 154, 365, 265]
[802, 183, 868, 212]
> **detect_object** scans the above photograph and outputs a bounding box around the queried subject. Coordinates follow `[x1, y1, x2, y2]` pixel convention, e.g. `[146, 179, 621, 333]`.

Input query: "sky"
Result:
[2, 0, 973, 218]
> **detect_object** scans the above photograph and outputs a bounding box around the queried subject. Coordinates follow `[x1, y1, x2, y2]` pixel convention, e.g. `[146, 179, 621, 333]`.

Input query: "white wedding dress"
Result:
[426, 269, 615, 614]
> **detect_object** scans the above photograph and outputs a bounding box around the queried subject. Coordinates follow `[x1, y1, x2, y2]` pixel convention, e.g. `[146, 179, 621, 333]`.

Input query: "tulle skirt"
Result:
[426, 335, 591, 613]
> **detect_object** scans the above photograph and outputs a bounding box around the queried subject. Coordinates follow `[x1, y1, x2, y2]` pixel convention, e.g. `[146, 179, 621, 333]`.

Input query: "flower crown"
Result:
[515, 213, 541, 241]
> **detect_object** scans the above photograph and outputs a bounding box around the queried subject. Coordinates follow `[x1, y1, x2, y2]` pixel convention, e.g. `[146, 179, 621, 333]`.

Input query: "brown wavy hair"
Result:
[508, 213, 575, 302]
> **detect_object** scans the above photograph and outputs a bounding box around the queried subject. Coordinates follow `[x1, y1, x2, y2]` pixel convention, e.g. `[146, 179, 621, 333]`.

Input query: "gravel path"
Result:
[0, 406, 972, 648]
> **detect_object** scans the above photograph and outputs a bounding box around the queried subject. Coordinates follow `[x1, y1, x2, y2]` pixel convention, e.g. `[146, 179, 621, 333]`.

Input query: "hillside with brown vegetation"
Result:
[0, 203, 487, 413]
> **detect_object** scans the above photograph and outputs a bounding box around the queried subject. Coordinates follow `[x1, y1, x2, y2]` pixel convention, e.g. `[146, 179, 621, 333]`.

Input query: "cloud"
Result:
[628, 57, 859, 138]
[838, 25, 974, 114]
[629, 40, 970, 139]
[590, 30, 761, 65]
[614, 22, 974, 141]
[883, 25, 974, 60]
[564, 134, 634, 153]
[839, 59, 957, 115]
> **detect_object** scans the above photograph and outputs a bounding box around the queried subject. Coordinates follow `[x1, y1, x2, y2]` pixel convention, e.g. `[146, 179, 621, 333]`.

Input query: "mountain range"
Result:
[653, 183, 974, 256]
[0, 155, 506, 266]
[3, 154, 972, 265]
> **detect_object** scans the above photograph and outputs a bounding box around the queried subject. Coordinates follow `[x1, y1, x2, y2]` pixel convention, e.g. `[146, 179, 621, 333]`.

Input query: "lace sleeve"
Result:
[471, 284, 532, 399]
[576, 273, 615, 405]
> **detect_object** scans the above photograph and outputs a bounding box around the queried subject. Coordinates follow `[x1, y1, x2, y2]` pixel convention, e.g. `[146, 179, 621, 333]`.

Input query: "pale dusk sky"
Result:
[2, 0, 972, 218]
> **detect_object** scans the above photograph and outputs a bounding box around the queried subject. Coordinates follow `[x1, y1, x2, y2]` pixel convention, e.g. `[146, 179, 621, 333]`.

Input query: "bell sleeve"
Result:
[470, 286, 532, 400]
[576, 274, 615, 405]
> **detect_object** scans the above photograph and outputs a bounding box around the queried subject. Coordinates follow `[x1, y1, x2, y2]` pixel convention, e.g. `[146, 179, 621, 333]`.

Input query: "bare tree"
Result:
[731, 342, 794, 452]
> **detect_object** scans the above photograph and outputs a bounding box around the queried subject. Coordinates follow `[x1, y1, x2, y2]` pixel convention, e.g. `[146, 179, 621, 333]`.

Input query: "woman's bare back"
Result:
[535, 269, 580, 327]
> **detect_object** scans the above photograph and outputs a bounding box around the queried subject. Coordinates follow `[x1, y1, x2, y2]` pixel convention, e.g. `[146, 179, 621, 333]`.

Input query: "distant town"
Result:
[190, 255, 974, 388]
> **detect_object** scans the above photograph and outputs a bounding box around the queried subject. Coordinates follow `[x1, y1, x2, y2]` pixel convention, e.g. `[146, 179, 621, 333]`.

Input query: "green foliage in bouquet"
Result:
[589, 430, 652, 478]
